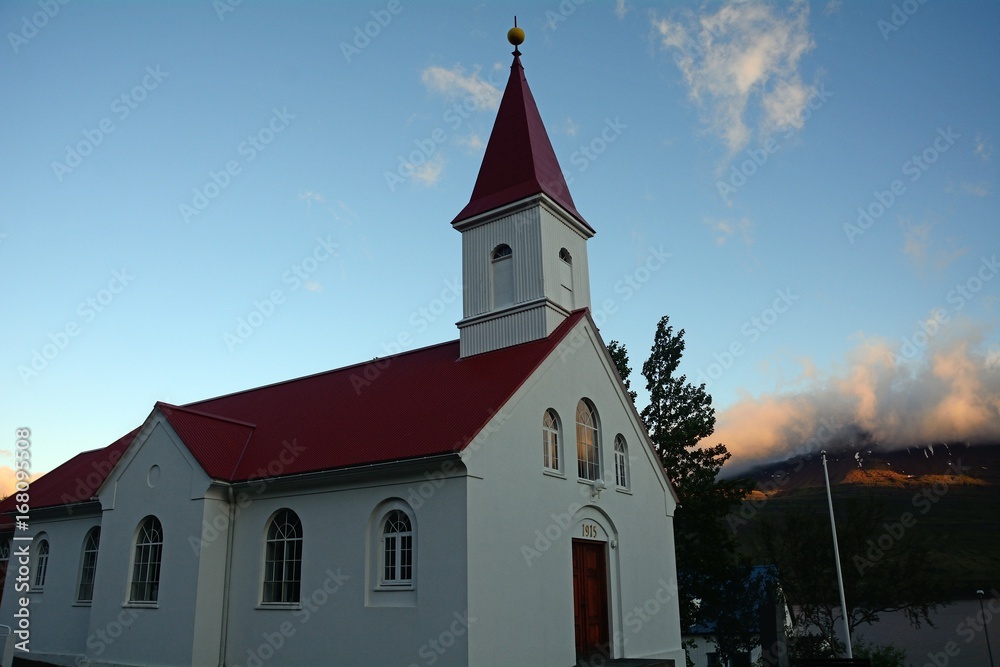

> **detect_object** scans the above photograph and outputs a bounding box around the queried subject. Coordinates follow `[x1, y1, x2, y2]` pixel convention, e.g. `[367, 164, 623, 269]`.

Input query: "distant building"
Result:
[683, 566, 790, 667]
[0, 32, 686, 667]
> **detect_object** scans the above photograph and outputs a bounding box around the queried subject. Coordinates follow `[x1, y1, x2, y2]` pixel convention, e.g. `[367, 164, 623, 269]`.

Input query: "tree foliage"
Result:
[608, 316, 755, 660]
[760, 494, 946, 656]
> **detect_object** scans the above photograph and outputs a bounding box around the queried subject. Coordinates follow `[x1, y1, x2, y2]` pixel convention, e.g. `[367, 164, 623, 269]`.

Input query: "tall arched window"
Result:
[559, 247, 574, 307]
[77, 527, 101, 603]
[33, 537, 49, 589]
[491, 244, 514, 308]
[382, 510, 413, 586]
[263, 509, 303, 604]
[614, 435, 630, 490]
[576, 400, 600, 481]
[129, 516, 162, 603]
[543, 409, 560, 472]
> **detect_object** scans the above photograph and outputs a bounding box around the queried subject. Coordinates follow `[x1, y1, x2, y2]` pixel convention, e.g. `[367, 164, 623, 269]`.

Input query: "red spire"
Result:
[452, 51, 591, 230]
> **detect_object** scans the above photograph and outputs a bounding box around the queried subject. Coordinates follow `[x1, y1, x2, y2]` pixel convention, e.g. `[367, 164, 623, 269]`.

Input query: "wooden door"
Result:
[572, 539, 609, 657]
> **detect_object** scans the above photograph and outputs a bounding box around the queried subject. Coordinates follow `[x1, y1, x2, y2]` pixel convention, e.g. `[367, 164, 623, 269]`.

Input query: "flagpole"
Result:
[821, 451, 853, 658]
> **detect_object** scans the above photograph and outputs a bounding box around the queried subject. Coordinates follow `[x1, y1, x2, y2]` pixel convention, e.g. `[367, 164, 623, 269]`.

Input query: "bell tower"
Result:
[452, 24, 595, 357]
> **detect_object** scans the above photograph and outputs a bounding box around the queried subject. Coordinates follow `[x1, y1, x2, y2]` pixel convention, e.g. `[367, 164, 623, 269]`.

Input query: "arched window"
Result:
[0, 539, 10, 561]
[614, 435, 630, 490]
[559, 247, 574, 307]
[543, 409, 560, 472]
[77, 527, 101, 603]
[130, 516, 162, 603]
[33, 537, 49, 589]
[491, 243, 514, 308]
[263, 509, 303, 604]
[381, 510, 413, 586]
[576, 400, 600, 481]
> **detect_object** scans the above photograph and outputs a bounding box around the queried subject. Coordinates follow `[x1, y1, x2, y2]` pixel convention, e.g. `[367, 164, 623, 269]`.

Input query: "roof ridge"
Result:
[183, 338, 460, 409]
[155, 401, 258, 429]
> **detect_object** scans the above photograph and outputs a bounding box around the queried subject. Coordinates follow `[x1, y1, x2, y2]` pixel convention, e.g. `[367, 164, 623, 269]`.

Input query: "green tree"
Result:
[760, 495, 945, 657]
[606, 340, 637, 404]
[609, 316, 756, 660]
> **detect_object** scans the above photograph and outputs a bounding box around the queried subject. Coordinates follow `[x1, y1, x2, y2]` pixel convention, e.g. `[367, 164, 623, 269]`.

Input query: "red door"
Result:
[572, 539, 610, 658]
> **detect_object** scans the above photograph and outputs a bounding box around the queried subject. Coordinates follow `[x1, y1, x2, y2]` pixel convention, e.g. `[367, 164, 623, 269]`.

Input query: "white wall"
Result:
[0, 509, 102, 666]
[463, 316, 684, 666]
[222, 465, 470, 667]
[85, 416, 224, 667]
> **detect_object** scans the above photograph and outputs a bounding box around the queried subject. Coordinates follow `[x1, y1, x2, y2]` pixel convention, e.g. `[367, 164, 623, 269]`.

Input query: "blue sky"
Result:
[2, 0, 998, 483]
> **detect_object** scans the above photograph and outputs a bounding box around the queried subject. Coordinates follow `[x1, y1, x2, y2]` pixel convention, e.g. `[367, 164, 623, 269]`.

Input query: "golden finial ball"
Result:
[507, 26, 525, 46]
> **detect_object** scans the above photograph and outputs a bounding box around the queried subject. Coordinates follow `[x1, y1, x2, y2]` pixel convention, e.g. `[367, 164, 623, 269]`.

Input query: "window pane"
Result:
[262, 510, 302, 603]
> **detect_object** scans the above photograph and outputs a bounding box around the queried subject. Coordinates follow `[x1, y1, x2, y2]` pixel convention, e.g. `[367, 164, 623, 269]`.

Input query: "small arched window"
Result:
[491, 244, 514, 309]
[0, 539, 10, 561]
[263, 509, 303, 604]
[130, 516, 163, 603]
[614, 436, 630, 490]
[77, 527, 101, 603]
[33, 538, 50, 589]
[559, 247, 574, 307]
[576, 400, 600, 481]
[543, 409, 560, 472]
[382, 510, 413, 586]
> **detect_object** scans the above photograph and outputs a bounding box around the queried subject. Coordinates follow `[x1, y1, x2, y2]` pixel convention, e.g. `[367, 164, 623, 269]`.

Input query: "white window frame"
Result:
[543, 409, 562, 474]
[32, 536, 49, 591]
[128, 516, 162, 605]
[576, 399, 601, 482]
[262, 509, 303, 606]
[614, 435, 630, 491]
[380, 509, 413, 588]
[491, 244, 514, 309]
[76, 527, 101, 604]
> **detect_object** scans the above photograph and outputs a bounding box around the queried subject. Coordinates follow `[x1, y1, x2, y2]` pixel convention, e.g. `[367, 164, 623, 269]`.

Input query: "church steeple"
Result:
[453, 25, 594, 357]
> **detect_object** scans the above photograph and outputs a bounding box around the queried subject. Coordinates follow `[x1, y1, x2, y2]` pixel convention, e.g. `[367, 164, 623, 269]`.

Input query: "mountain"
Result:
[729, 442, 1000, 599]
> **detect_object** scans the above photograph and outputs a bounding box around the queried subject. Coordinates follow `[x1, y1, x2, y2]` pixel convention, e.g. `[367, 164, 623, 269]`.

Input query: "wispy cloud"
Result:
[703, 216, 754, 246]
[823, 0, 842, 16]
[653, 0, 816, 154]
[962, 182, 991, 197]
[974, 132, 992, 162]
[421, 65, 500, 111]
[564, 117, 581, 137]
[615, 0, 629, 20]
[412, 154, 445, 187]
[900, 218, 967, 270]
[458, 133, 484, 152]
[713, 324, 1000, 473]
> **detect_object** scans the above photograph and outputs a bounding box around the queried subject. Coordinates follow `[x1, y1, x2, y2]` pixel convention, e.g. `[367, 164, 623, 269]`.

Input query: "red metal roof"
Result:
[0, 429, 135, 526]
[452, 52, 591, 231]
[1, 312, 588, 519]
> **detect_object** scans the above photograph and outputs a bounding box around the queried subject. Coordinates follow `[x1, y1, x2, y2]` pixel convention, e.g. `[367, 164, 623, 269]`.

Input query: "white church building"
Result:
[0, 30, 685, 667]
